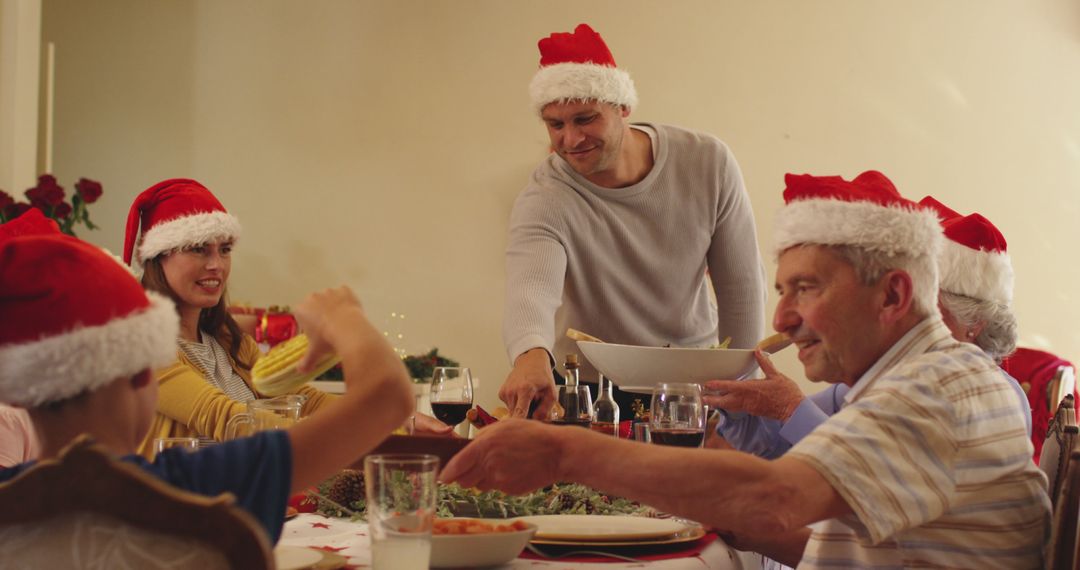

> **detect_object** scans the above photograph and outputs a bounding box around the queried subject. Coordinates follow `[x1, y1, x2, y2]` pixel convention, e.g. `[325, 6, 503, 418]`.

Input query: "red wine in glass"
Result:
[430, 401, 471, 426]
[650, 428, 705, 448]
[549, 417, 592, 429]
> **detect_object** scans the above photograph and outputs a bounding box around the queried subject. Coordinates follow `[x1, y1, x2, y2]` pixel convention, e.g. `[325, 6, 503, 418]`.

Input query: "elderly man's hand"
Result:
[715, 526, 810, 567]
[412, 412, 455, 437]
[499, 349, 556, 419]
[703, 349, 805, 422]
[440, 419, 565, 495]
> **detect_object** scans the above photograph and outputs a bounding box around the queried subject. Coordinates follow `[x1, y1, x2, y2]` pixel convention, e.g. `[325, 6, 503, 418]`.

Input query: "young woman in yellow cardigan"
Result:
[124, 179, 451, 457]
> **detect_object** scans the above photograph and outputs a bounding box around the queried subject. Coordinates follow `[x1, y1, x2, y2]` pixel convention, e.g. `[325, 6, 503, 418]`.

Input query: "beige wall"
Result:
[40, 0, 1080, 407]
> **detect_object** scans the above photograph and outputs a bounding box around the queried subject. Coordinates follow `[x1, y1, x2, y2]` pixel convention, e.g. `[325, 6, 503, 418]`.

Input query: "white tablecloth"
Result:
[280, 513, 744, 569]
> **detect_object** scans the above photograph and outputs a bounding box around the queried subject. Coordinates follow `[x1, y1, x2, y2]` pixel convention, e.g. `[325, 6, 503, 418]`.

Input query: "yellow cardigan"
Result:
[136, 332, 338, 458]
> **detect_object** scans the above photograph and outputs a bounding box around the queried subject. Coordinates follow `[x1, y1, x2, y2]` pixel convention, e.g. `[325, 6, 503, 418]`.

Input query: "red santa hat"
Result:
[0, 208, 60, 238]
[774, 171, 942, 259]
[123, 178, 241, 268]
[918, 196, 1013, 306]
[529, 24, 638, 114]
[0, 234, 178, 407]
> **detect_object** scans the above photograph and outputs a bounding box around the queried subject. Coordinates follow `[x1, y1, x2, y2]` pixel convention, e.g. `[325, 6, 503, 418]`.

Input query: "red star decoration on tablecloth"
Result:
[310, 522, 331, 529]
[313, 545, 349, 553]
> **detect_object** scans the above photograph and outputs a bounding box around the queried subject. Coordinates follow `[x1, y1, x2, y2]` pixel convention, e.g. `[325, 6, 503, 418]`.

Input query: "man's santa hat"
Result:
[529, 23, 638, 114]
[123, 178, 240, 268]
[0, 234, 177, 407]
[918, 196, 1013, 306]
[775, 171, 942, 259]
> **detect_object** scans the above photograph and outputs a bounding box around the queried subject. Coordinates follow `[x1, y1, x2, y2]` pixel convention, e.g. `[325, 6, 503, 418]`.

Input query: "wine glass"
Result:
[649, 383, 705, 447]
[429, 367, 473, 434]
[549, 385, 593, 428]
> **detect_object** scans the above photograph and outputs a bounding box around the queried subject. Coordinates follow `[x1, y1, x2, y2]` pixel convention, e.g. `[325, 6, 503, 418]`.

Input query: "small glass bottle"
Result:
[591, 374, 620, 437]
[564, 353, 580, 386]
[552, 354, 588, 427]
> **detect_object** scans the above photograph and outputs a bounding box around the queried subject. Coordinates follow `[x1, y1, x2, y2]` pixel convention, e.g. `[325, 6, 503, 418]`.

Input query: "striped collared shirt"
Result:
[788, 317, 1050, 569]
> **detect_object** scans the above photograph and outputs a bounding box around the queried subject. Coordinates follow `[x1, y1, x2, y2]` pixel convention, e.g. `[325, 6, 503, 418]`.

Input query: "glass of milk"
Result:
[364, 454, 438, 570]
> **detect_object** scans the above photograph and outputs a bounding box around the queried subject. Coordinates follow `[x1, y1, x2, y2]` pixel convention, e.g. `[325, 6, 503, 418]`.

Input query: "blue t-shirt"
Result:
[0, 430, 292, 543]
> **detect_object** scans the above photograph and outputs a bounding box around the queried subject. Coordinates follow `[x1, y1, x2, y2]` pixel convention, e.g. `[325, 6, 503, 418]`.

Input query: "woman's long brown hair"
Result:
[141, 256, 252, 370]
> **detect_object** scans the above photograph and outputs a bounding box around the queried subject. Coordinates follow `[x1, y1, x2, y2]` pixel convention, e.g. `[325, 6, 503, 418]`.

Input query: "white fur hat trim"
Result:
[939, 240, 1014, 305]
[0, 292, 178, 407]
[530, 62, 638, 114]
[775, 199, 943, 259]
[137, 211, 241, 265]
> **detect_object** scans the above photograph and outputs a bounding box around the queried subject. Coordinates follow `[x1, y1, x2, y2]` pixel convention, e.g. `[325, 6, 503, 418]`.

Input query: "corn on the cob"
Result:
[252, 334, 340, 396]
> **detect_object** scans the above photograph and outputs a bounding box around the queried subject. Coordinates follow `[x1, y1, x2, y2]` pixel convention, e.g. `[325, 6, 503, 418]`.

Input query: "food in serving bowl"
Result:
[578, 340, 757, 389]
[433, 518, 530, 534]
[430, 518, 537, 568]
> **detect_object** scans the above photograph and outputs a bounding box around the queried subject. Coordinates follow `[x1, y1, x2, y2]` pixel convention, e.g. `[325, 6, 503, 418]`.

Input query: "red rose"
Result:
[0, 190, 13, 210]
[25, 175, 65, 208]
[53, 202, 72, 218]
[4, 202, 31, 220]
[75, 178, 103, 204]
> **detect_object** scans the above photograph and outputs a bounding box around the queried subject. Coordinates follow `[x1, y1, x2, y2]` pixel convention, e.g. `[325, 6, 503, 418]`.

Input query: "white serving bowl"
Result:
[430, 519, 538, 568]
[578, 341, 758, 391]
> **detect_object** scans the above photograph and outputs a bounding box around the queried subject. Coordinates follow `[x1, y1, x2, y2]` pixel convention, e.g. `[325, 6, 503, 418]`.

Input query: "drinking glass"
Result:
[633, 422, 651, 443]
[152, 437, 199, 458]
[549, 385, 593, 428]
[649, 383, 706, 448]
[364, 454, 438, 570]
[429, 367, 473, 433]
[224, 397, 302, 439]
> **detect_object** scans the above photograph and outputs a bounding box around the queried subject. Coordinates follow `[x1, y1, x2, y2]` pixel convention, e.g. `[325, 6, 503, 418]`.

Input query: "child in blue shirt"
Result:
[0, 229, 414, 544]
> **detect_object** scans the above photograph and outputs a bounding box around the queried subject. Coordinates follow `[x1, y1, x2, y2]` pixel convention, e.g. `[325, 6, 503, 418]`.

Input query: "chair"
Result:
[0, 435, 272, 569]
[1042, 395, 1078, 508]
[1049, 366, 1078, 418]
[1047, 450, 1080, 569]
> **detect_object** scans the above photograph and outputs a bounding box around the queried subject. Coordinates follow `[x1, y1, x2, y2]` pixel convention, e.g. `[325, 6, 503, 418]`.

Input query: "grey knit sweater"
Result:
[502, 123, 767, 380]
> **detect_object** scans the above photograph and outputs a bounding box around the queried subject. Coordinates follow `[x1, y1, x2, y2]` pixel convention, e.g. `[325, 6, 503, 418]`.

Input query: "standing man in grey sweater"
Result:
[500, 23, 767, 419]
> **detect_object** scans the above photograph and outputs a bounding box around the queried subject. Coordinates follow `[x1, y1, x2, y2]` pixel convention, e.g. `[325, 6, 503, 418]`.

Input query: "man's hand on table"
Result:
[499, 348, 556, 419]
[440, 419, 565, 495]
[716, 526, 810, 567]
[412, 412, 456, 437]
[703, 349, 805, 422]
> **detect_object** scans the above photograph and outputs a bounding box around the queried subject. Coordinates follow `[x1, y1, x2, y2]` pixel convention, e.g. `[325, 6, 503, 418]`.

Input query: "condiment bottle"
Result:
[558, 354, 582, 425]
[591, 374, 619, 437]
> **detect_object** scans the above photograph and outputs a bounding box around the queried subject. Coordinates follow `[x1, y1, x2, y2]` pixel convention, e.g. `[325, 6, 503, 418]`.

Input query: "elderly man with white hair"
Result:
[710, 194, 1030, 460]
[443, 171, 1049, 568]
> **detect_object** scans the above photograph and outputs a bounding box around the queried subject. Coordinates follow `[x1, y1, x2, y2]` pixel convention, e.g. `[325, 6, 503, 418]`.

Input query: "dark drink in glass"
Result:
[650, 428, 705, 448]
[549, 418, 592, 429]
[430, 401, 471, 426]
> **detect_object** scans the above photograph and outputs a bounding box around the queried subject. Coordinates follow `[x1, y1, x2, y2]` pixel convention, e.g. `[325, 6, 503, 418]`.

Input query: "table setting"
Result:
[277, 512, 742, 569]
[259, 334, 769, 569]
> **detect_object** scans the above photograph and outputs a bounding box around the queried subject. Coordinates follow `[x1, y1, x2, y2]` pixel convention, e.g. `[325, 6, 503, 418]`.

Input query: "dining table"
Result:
[279, 513, 748, 569]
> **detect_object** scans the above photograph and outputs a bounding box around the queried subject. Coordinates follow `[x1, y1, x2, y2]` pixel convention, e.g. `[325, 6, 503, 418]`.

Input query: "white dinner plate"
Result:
[516, 514, 691, 542]
[274, 545, 325, 570]
[578, 341, 757, 389]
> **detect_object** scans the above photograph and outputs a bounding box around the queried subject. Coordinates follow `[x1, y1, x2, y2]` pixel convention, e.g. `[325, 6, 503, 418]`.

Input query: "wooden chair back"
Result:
[1043, 395, 1079, 507]
[0, 435, 272, 569]
[1048, 450, 1080, 569]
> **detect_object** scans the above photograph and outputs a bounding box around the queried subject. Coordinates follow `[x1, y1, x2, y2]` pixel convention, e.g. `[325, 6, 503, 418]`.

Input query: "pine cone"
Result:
[327, 469, 366, 507]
